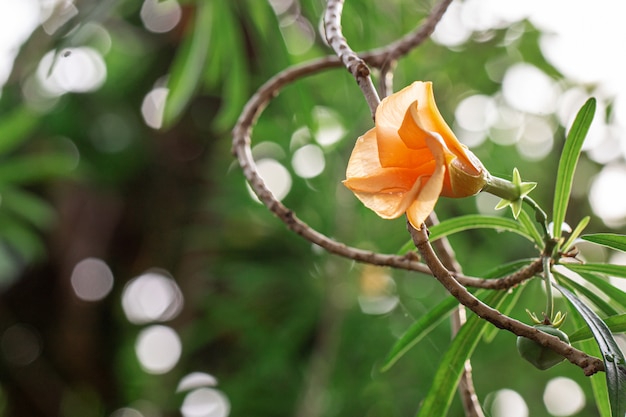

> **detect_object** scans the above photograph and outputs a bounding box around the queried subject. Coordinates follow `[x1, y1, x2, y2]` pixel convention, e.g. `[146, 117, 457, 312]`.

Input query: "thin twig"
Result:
[324, 0, 380, 116]
[363, 0, 454, 67]
[408, 220, 605, 376]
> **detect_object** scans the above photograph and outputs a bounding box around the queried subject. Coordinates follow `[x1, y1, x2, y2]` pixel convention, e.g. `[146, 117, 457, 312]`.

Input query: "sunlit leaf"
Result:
[554, 271, 618, 317]
[562, 216, 590, 253]
[556, 284, 626, 417]
[564, 269, 626, 312]
[162, 2, 213, 129]
[552, 98, 596, 239]
[416, 290, 509, 417]
[565, 263, 626, 279]
[582, 234, 626, 253]
[569, 314, 626, 343]
[428, 215, 535, 242]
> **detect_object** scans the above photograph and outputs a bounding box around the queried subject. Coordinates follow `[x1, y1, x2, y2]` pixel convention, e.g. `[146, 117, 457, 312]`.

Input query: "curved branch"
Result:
[363, 0, 454, 67]
[409, 221, 605, 376]
[324, 0, 380, 115]
[231, 56, 541, 289]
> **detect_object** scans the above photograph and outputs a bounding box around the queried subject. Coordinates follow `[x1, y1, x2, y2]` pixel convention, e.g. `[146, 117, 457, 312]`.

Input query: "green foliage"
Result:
[2, 1, 626, 417]
[552, 98, 596, 239]
[557, 285, 626, 417]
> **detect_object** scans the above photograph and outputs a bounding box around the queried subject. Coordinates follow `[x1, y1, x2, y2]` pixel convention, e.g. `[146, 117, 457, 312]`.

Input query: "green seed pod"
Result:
[516, 325, 570, 370]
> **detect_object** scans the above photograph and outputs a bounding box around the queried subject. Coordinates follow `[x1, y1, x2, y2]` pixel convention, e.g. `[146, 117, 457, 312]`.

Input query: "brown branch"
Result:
[230, 0, 541, 291]
[324, 0, 380, 116]
[231, 56, 541, 289]
[408, 220, 605, 376]
[363, 0, 454, 67]
[428, 214, 485, 417]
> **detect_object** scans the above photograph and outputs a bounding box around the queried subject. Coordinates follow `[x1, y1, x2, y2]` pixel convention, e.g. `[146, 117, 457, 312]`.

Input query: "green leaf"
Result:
[556, 284, 626, 417]
[0, 107, 40, 155]
[569, 314, 626, 343]
[555, 271, 618, 317]
[562, 216, 590, 253]
[0, 154, 76, 184]
[517, 209, 544, 249]
[552, 98, 596, 239]
[416, 290, 509, 417]
[569, 307, 612, 417]
[380, 295, 459, 372]
[0, 187, 56, 230]
[428, 215, 535, 243]
[564, 268, 626, 312]
[582, 234, 626, 253]
[565, 263, 626, 279]
[162, 2, 213, 129]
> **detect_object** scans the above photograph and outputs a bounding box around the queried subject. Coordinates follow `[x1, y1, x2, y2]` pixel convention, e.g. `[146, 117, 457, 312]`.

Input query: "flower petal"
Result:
[345, 128, 435, 193]
[413, 82, 481, 175]
[376, 83, 435, 168]
[406, 134, 447, 229]
[351, 175, 424, 219]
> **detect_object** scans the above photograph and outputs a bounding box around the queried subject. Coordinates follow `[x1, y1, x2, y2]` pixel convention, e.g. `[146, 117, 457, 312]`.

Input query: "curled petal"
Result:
[406, 134, 447, 229]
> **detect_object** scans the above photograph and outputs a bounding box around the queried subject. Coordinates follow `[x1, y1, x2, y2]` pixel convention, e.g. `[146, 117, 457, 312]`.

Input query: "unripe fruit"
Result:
[516, 325, 570, 370]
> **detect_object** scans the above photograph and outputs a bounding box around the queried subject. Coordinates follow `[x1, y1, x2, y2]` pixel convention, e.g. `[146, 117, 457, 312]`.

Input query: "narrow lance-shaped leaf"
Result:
[569, 314, 626, 343]
[566, 263, 626, 279]
[568, 305, 612, 417]
[552, 98, 596, 239]
[162, 1, 213, 129]
[380, 295, 459, 372]
[416, 290, 509, 417]
[428, 215, 535, 242]
[582, 234, 626, 253]
[556, 284, 626, 417]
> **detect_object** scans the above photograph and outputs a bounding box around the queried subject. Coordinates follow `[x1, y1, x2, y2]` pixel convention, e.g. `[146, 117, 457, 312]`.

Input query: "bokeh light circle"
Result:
[181, 388, 230, 417]
[543, 377, 585, 416]
[71, 257, 114, 302]
[135, 325, 181, 374]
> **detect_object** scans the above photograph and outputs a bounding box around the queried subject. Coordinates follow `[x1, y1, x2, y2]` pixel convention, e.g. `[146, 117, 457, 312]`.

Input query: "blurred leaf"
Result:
[569, 306, 612, 417]
[0, 154, 76, 184]
[569, 314, 626, 343]
[207, 1, 249, 131]
[163, 2, 213, 129]
[556, 284, 626, 417]
[380, 295, 459, 372]
[0, 107, 39, 155]
[554, 271, 619, 316]
[565, 263, 626, 279]
[552, 98, 595, 239]
[582, 233, 626, 253]
[428, 215, 535, 242]
[0, 217, 46, 263]
[0, 187, 56, 230]
[416, 290, 509, 417]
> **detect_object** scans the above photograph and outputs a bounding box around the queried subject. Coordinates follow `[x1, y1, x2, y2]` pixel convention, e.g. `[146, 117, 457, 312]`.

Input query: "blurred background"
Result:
[1, 0, 626, 416]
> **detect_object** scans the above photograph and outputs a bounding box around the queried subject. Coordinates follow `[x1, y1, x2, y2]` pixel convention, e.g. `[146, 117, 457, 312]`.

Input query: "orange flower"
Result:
[343, 81, 488, 229]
